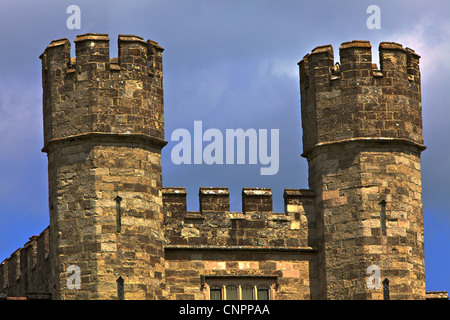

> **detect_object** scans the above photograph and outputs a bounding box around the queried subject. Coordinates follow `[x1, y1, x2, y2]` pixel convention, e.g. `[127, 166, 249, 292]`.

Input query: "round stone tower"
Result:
[40, 33, 166, 299]
[299, 41, 426, 299]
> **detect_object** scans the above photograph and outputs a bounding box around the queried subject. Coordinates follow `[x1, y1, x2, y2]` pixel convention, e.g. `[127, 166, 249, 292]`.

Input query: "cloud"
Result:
[389, 16, 450, 80]
[0, 79, 42, 152]
[0, 80, 44, 201]
[0, 81, 42, 159]
[258, 57, 299, 80]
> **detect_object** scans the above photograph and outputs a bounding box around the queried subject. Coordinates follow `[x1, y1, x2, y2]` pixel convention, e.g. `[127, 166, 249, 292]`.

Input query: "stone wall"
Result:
[0, 227, 51, 299]
[165, 249, 318, 300]
[163, 187, 319, 299]
[307, 142, 425, 299]
[163, 187, 316, 249]
[45, 140, 165, 299]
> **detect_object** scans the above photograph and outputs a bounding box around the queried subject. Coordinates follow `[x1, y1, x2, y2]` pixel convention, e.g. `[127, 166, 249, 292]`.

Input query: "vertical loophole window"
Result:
[210, 285, 222, 300]
[115, 196, 122, 233]
[117, 276, 124, 300]
[382, 278, 390, 300]
[226, 285, 238, 300]
[380, 200, 387, 236]
[257, 285, 269, 300]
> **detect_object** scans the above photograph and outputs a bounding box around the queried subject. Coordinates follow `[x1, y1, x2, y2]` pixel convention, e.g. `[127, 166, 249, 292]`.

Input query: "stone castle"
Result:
[0, 33, 448, 300]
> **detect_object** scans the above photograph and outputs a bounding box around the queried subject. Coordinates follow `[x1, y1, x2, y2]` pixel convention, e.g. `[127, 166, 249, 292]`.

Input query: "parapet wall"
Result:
[40, 33, 165, 152]
[0, 227, 51, 299]
[163, 187, 317, 249]
[299, 40, 423, 158]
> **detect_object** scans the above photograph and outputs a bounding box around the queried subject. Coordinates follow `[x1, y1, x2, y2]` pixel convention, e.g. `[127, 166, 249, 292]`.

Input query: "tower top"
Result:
[40, 33, 166, 153]
[298, 40, 423, 158]
[40, 33, 164, 72]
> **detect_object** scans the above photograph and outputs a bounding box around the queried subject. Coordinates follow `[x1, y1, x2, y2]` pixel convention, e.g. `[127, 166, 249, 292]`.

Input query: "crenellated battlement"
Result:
[299, 40, 420, 83]
[40, 33, 165, 152]
[0, 227, 50, 298]
[298, 40, 423, 158]
[40, 33, 164, 78]
[162, 187, 317, 249]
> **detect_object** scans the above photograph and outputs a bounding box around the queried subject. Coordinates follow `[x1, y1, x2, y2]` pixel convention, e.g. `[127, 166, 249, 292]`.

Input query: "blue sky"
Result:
[0, 0, 449, 294]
